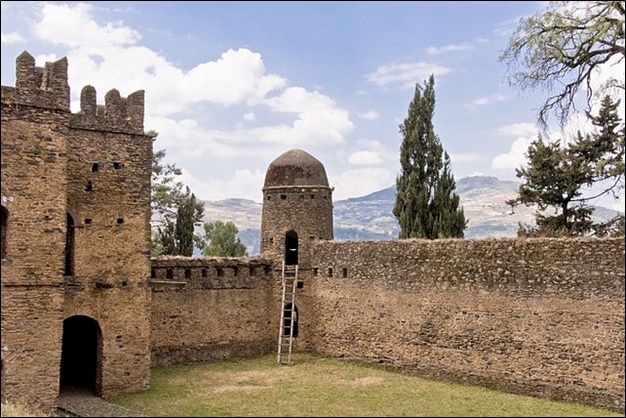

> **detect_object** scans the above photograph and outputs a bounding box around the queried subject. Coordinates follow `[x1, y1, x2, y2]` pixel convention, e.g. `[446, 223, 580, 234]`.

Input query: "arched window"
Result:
[64, 213, 75, 276]
[1, 206, 8, 260]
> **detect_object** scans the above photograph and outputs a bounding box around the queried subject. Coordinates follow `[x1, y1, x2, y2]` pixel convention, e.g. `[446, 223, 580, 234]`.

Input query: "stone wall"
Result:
[308, 237, 625, 411]
[63, 85, 153, 397]
[150, 257, 279, 366]
[1, 289, 65, 410]
[1, 52, 70, 410]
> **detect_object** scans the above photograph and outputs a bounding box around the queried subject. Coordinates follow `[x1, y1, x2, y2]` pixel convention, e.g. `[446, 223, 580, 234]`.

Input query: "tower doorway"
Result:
[285, 231, 298, 265]
[59, 315, 102, 395]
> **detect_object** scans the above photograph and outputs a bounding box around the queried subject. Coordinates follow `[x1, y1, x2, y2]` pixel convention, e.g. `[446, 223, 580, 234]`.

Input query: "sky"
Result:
[1, 1, 624, 211]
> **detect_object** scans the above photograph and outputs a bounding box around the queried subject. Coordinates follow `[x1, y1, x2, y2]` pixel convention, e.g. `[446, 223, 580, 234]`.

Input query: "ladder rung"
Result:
[278, 261, 298, 365]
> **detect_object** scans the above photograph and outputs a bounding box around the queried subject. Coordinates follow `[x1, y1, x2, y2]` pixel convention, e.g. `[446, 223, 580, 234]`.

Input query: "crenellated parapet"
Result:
[1, 51, 70, 111]
[70, 85, 145, 135]
[150, 256, 275, 291]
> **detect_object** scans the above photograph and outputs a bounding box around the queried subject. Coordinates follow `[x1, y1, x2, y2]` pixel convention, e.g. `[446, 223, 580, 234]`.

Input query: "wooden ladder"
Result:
[277, 261, 298, 365]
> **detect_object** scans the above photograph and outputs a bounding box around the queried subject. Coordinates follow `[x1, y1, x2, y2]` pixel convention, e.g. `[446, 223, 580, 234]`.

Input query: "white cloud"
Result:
[27, 2, 354, 162]
[263, 86, 335, 113]
[34, 53, 60, 65]
[181, 48, 287, 107]
[467, 94, 507, 107]
[366, 62, 452, 88]
[253, 109, 353, 146]
[426, 43, 474, 55]
[348, 151, 383, 165]
[34, 3, 140, 49]
[497, 122, 538, 137]
[492, 137, 532, 171]
[1, 31, 25, 44]
[357, 110, 379, 120]
[331, 168, 395, 200]
[30, 3, 294, 116]
[179, 167, 265, 202]
[449, 152, 483, 163]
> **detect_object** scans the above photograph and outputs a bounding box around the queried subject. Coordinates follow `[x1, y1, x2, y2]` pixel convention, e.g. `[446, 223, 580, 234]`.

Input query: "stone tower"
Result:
[260, 148, 333, 271]
[1, 52, 70, 409]
[1, 51, 152, 411]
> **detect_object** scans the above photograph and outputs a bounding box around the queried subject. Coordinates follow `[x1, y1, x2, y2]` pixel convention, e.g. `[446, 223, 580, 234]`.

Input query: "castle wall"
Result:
[3, 51, 625, 415]
[309, 237, 625, 411]
[62, 85, 153, 396]
[150, 257, 278, 366]
[1, 53, 70, 410]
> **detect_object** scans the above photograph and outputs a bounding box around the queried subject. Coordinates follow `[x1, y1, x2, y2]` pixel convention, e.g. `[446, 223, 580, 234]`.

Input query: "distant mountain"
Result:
[201, 176, 622, 255]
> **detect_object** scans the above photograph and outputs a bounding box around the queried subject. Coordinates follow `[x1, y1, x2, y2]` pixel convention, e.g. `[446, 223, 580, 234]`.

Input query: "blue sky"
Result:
[1, 1, 624, 211]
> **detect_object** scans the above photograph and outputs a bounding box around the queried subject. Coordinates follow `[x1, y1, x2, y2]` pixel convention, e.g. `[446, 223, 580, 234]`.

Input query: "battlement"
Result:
[1, 51, 145, 134]
[1, 51, 70, 111]
[150, 256, 274, 291]
[70, 85, 145, 135]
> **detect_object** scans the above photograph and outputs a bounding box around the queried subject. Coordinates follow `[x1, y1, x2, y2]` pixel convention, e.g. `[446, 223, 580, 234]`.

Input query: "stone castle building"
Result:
[1, 52, 624, 414]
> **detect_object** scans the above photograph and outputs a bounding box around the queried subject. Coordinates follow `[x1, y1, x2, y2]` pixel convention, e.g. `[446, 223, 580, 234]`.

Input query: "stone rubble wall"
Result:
[308, 237, 625, 411]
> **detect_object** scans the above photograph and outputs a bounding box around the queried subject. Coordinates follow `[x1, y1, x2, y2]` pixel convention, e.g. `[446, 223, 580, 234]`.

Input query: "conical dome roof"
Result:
[263, 148, 329, 188]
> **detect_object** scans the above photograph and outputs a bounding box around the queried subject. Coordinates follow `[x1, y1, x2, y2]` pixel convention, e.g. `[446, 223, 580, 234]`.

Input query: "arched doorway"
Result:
[282, 303, 299, 338]
[60, 316, 102, 395]
[285, 230, 298, 265]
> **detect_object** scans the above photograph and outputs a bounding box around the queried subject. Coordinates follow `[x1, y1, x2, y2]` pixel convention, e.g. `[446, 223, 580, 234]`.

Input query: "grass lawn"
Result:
[106, 353, 623, 417]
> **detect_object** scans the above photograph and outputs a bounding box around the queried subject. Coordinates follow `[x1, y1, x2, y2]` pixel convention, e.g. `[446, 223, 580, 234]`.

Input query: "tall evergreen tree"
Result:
[393, 75, 466, 239]
[175, 189, 203, 256]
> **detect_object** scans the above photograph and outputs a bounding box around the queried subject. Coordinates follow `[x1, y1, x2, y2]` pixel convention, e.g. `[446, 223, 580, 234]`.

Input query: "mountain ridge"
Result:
[201, 175, 622, 255]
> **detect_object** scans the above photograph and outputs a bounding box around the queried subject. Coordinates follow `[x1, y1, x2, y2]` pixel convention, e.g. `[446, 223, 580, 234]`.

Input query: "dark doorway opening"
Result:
[285, 230, 298, 265]
[60, 316, 101, 395]
[282, 303, 299, 338]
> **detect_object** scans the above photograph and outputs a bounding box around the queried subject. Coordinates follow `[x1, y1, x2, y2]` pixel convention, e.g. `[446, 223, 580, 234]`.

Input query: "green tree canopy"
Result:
[392, 75, 466, 239]
[154, 187, 205, 256]
[499, 1, 625, 129]
[149, 131, 205, 256]
[508, 95, 625, 236]
[150, 131, 185, 221]
[199, 220, 248, 257]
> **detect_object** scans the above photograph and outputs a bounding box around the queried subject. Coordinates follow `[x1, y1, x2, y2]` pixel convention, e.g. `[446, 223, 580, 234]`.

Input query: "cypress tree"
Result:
[174, 191, 197, 256]
[156, 186, 204, 256]
[393, 75, 466, 239]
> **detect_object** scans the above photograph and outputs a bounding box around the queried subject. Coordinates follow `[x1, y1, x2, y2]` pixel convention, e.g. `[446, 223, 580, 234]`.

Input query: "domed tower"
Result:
[260, 148, 333, 270]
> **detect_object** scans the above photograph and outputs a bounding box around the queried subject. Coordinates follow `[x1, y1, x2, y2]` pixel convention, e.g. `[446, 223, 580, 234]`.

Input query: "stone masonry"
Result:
[1, 51, 152, 411]
[1, 52, 624, 414]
